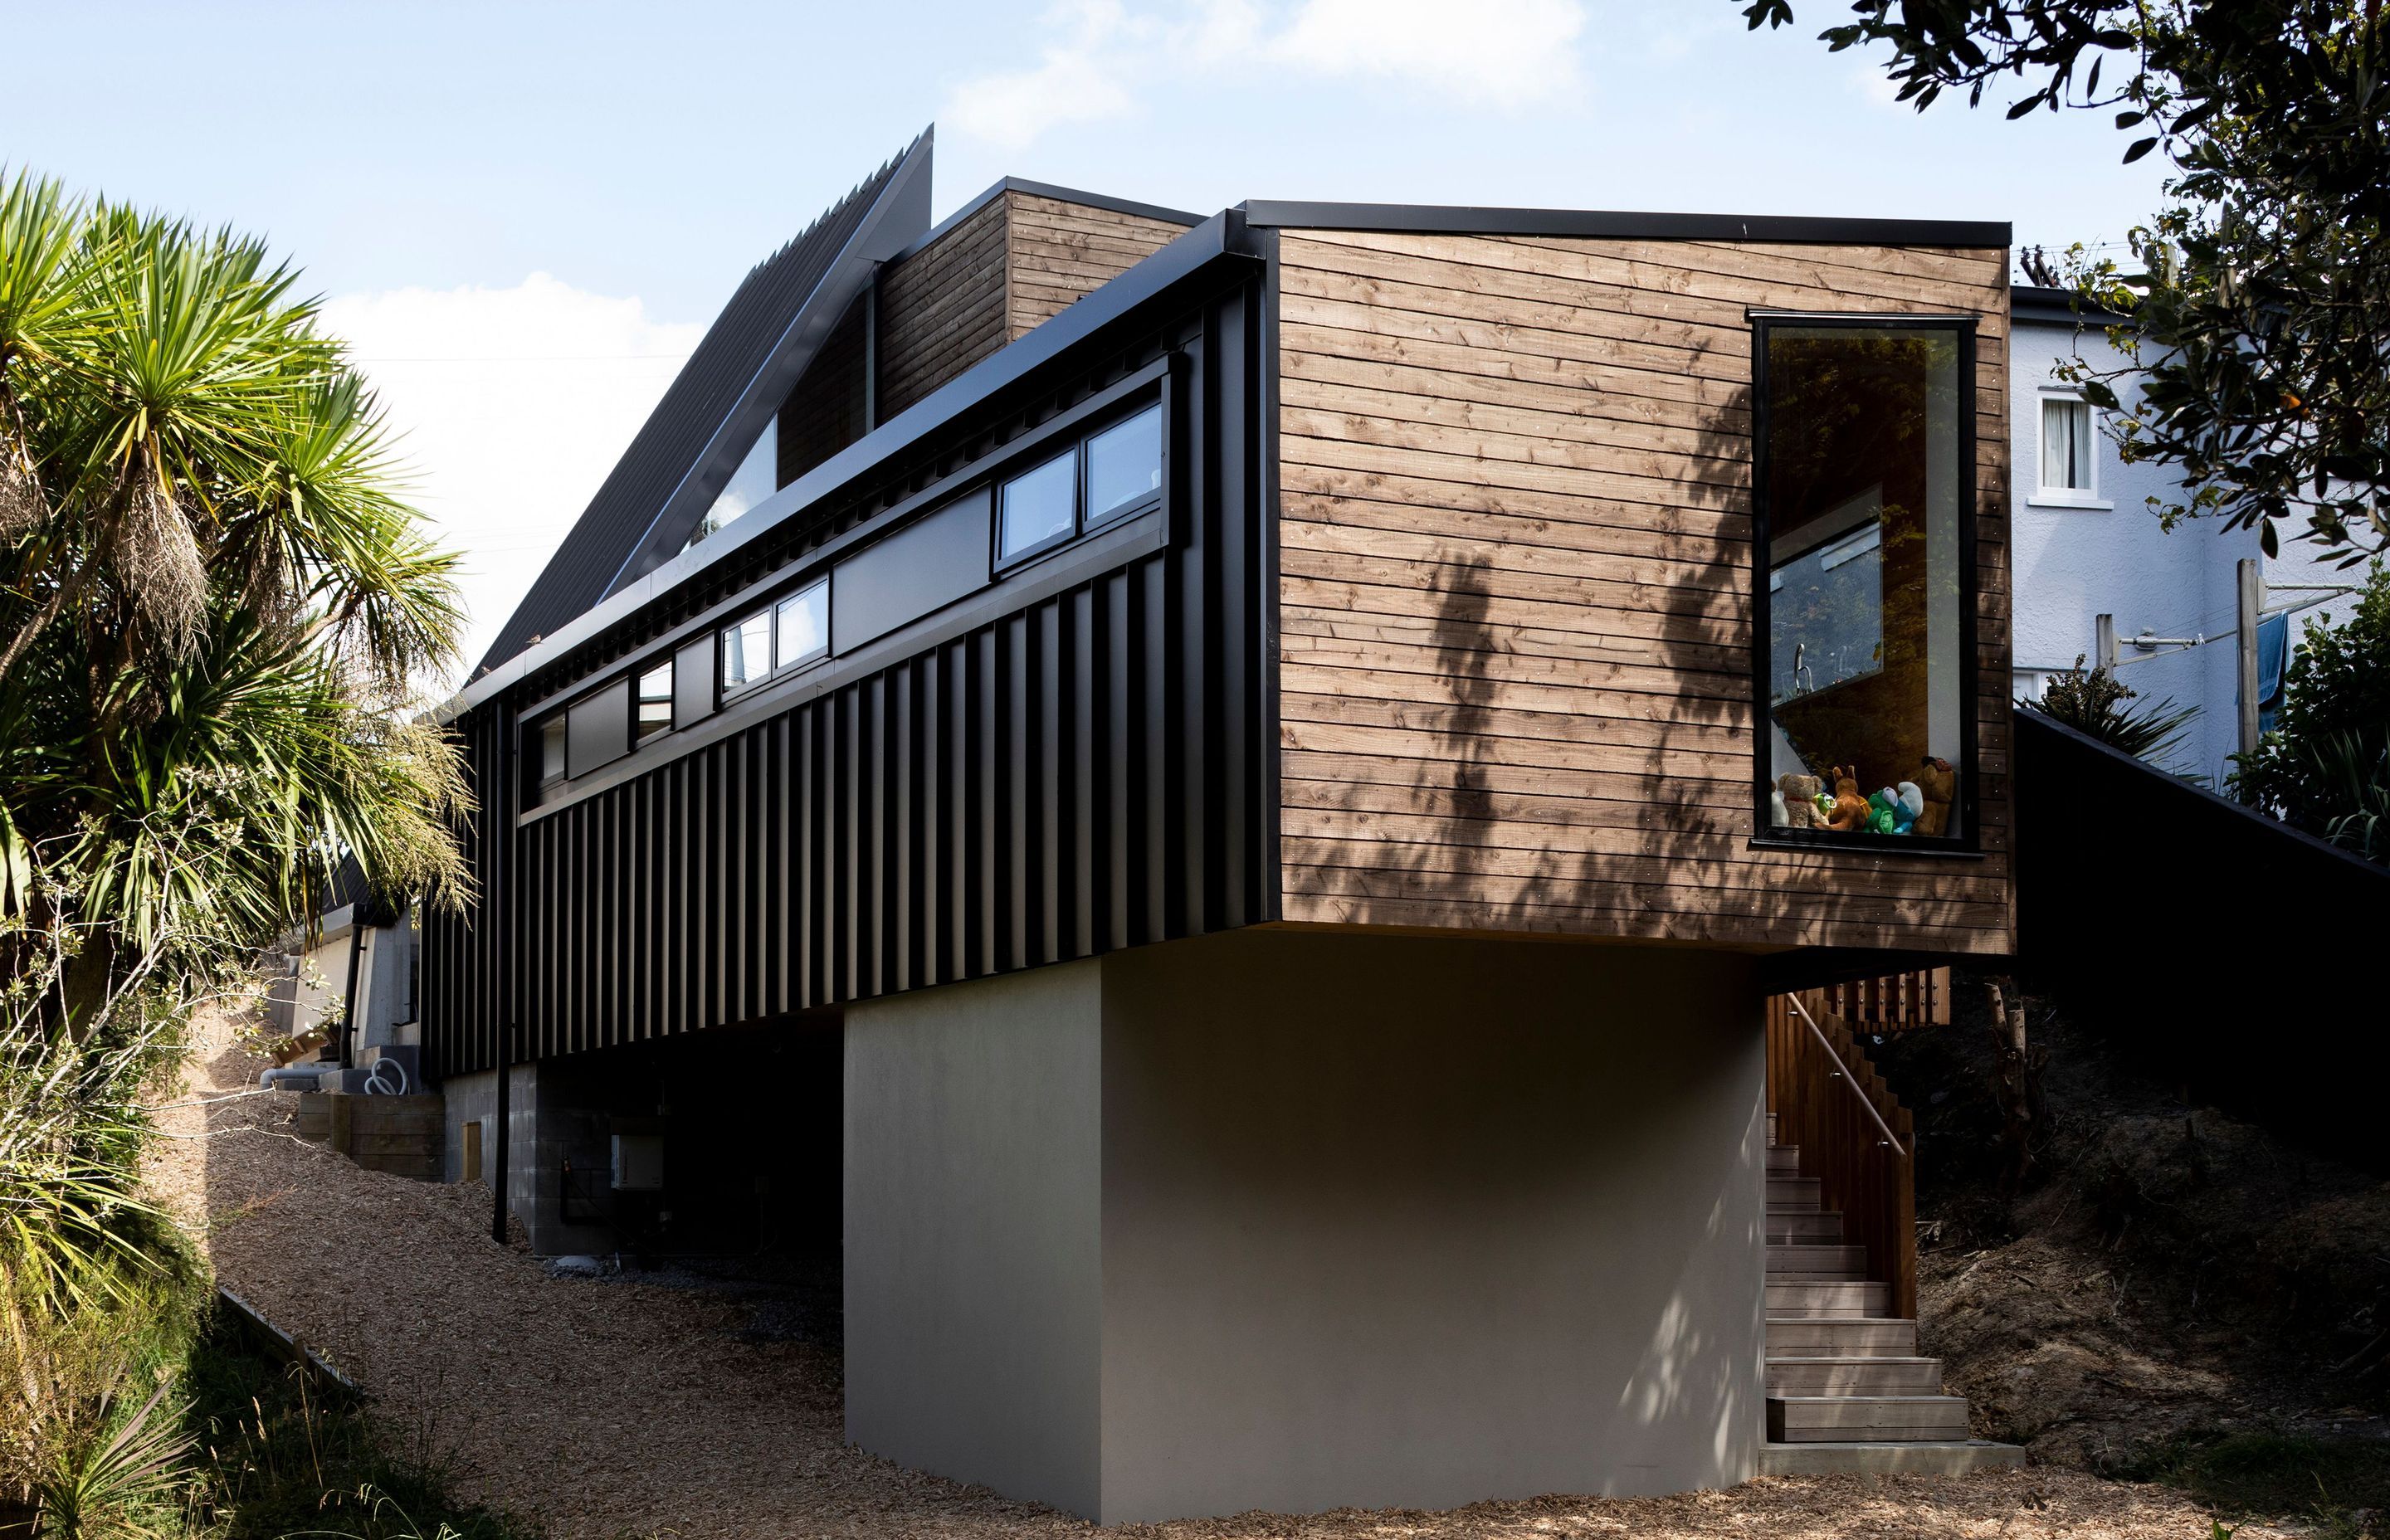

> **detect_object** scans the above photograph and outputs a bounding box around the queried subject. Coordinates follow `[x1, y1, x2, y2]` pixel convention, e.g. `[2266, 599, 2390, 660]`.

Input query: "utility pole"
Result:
[2236, 558, 2262, 770]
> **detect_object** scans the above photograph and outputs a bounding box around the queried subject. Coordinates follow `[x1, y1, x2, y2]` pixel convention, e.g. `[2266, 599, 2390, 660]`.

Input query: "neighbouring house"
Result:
[261, 855, 422, 1089]
[2008, 285, 2366, 786]
[416, 129, 2022, 1522]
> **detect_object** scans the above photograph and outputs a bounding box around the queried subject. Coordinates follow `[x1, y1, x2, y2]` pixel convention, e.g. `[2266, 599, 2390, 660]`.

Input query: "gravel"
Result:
[147, 1014, 2283, 1540]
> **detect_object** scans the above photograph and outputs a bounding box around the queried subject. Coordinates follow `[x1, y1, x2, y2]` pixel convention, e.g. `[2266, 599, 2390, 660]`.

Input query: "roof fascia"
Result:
[441, 210, 1248, 722]
[2012, 283, 2129, 326]
[1240, 198, 2010, 249]
[599, 134, 936, 598]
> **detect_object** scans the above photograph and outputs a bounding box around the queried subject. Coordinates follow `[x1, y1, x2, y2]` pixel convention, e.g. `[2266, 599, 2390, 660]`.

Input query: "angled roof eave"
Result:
[474, 130, 935, 678]
[440, 210, 1251, 724]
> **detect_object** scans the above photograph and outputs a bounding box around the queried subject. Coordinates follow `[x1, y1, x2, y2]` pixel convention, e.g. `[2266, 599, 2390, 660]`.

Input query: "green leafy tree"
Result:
[1737, 1, 2390, 566]
[1, 164, 476, 1526]
[1, 167, 471, 1035]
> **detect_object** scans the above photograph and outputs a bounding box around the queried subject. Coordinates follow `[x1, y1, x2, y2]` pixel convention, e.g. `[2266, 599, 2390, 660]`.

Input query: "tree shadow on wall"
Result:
[1315, 374, 1761, 939]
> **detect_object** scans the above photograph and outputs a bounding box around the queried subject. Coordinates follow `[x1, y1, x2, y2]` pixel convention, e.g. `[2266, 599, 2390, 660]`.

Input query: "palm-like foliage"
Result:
[1, 166, 473, 1522]
[2, 165, 470, 987]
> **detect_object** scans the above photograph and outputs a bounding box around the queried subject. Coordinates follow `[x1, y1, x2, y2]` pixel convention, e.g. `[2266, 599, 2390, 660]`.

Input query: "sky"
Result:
[1, 0, 2172, 681]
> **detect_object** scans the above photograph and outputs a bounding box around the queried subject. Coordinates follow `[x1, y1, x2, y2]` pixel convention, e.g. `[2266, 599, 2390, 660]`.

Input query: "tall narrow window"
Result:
[775, 578, 829, 669]
[538, 716, 567, 784]
[1758, 319, 1971, 843]
[635, 660, 673, 742]
[2039, 395, 2095, 496]
[720, 611, 773, 692]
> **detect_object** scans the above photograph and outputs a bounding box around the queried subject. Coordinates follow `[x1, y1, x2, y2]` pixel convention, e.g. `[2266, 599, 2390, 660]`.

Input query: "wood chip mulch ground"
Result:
[146, 1016, 2284, 1540]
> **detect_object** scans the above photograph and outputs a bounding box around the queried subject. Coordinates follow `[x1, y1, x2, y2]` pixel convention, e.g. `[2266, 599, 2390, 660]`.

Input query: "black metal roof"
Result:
[476, 130, 934, 677]
[2012, 283, 2128, 325]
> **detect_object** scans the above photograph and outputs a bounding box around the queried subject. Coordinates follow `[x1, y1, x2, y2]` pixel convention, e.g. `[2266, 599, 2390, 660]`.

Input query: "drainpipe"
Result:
[488, 699, 519, 1247]
[337, 915, 367, 1070]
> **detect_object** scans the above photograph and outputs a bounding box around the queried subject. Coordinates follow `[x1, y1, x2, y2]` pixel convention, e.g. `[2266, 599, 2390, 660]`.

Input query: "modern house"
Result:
[419, 130, 2020, 1521]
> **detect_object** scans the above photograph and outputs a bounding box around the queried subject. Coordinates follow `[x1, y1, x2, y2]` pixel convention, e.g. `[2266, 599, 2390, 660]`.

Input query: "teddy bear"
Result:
[1825, 766, 1871, 831]
[1914, 756, 1957, 836]
[1773, 772, 1825, 828]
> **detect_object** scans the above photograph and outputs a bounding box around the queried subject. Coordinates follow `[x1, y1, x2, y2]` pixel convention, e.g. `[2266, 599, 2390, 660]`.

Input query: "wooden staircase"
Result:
[1758, 992, 2025, 1476]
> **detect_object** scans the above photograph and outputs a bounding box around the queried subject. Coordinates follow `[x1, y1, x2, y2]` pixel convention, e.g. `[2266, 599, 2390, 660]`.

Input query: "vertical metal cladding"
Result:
[422, 277, 1269, 1079]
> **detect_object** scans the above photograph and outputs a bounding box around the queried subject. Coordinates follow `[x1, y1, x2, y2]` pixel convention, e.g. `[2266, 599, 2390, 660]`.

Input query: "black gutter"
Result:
[2012, 283, 2129, 326]
[445, 211, 1256, 720]
[1239, 199, 2010, 250]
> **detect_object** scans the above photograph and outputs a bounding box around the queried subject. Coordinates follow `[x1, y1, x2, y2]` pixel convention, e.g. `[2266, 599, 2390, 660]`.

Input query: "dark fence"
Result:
[2015, 710, 2388, 1171]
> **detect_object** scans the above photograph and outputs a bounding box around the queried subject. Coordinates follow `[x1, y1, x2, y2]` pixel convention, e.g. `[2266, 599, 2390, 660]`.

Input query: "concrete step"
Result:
[1766, 1146, 1802, 1176]
[1767, 1177, 1822, 1211]
[1767, 1211, 1846, 1242]
[1768, 1318, 1918, 1357]
[1765, 1244, 1867, 1277]
[1766, 1280, 1890, 1317]
[1758, 1440, 2026, 1476]
[1768, 1395, 1972, 1443]
[1765, 1356, 1944, 1396]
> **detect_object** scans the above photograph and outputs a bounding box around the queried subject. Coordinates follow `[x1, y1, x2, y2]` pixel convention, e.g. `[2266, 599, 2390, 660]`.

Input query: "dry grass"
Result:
[145, 1015, 2288, 1540]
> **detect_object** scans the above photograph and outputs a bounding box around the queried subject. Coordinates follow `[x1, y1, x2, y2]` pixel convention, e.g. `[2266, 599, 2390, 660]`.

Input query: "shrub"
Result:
[2023, 655, 2202, 777]
[2231, 561, 2390, 858]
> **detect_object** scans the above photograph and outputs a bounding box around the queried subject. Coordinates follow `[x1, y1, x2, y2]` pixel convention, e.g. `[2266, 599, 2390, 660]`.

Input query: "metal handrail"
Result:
[1787, 992, 1909, 1157]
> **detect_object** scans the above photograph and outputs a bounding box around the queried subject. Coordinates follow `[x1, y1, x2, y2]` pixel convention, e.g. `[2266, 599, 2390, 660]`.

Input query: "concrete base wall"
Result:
[845, 930, 1766, 1523]
[845, 964, 1104, 1516]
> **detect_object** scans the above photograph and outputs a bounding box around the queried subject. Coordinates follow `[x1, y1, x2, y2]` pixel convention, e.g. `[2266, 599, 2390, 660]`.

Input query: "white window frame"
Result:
[2031, 387, 2112, 509]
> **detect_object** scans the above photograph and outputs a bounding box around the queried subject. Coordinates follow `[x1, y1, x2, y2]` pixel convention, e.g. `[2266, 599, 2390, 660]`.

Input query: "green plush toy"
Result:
[1866, 787, 1900, 835]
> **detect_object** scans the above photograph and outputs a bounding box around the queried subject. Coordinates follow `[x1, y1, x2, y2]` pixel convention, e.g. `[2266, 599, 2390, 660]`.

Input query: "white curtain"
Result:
[2041, 397, 2090, 491]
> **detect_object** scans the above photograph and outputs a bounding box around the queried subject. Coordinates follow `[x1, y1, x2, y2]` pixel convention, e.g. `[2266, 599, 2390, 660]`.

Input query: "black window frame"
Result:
[719, 574, 833, 705]
[1746, 309, 1983, 859]
[773, 577, 832, 672]
[992, 396, 1167, 575]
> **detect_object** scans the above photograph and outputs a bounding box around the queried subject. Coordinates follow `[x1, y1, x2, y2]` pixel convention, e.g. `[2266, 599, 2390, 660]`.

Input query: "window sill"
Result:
[1746, 835, 1988, 861]
[2027, 494, 2114, 511]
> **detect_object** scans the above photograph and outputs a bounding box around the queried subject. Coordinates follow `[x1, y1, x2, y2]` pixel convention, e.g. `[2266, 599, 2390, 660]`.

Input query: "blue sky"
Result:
[2, 0, 2170, 675]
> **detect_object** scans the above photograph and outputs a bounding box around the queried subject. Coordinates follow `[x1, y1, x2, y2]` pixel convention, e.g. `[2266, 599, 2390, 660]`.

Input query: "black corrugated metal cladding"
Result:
[422, 273, 1270, 1079]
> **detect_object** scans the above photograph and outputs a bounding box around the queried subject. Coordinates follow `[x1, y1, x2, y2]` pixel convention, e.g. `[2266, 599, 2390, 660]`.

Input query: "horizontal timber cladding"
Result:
[421, 272, 1270, 1079]
[1007, 192, 1188, 339]
[872, 191, 1190, 427]
[1274, 228, 2015, 954]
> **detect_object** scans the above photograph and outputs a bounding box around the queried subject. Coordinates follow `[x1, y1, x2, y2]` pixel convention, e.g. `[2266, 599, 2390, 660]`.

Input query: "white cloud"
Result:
[944, 0, 1145, 149]
[1266, 0, 1583, 105]
[320, 274, 703, 685]
[941, 0, 1588, 147]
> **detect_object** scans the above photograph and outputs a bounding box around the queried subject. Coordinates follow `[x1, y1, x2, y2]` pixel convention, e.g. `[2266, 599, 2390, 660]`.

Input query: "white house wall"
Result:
[2009, 314, 2255, 785]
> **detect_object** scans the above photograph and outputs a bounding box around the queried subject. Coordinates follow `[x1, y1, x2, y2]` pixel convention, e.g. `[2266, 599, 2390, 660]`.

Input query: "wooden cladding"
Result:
[1275, 228, 2015, 953]
[872, 191, 1188, 426]
[1005, 192, 1187, 338]
[876, 195, 1008, 421]
[421, 279, 1267, 1079]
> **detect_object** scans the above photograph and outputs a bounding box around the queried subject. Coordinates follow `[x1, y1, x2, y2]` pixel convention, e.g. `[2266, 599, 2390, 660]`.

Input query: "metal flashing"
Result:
[1240, 199, 2010, 249]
